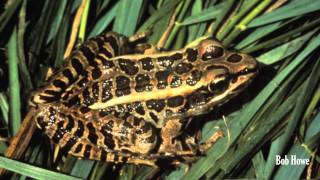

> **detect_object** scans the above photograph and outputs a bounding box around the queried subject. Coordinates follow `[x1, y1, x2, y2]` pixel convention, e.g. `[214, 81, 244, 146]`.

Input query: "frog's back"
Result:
[29, 32, 129, 106]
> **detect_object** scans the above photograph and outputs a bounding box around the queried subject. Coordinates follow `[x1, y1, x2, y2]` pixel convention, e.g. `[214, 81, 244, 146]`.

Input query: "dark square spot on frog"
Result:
[61, 137, 77, 153]
[87, 122, 98, 144]
[63, 69, 75, 82]
[146, 99, 165, 112]
[96, 37, 113, 57]
[102, 79, 113, 101]
[80, 106, 90, 114]
[175, 62, 193, 74]
[99, 47, 113, 59]
[92, 68, 102, 79]
[100, 122, 115, 150]
[155, 71, 169, 89]
[77, 77, 89, 87]
[202, 46, 224, 61]
[82, 88, 96, 105]
[84, 145, 92, 158]
[52, 121, 65, 143]
[170, 76, 182, 88]
[93, 37, 105, 50]
[75, 120, 84, 137]
[227, 54, 242, 63]
[92, 82, 100, 98]
[149, 112, 159, 123]
[101, 58, 115, 68]
[115, 75, 131, 96]
[39, 95, 59, 102]
[104, 35, 119, 55]
[167, 96, 184, 107]
[65, 115, 75, 131]
[158, 56, 174, 67]
[135, 105, 145, 115]
[118, 59, 139, 75]
[187, 70, 202, 86]
[74, 143, 83, 153]
[133, 117, 142, 126]
[80, 46, 97, 66]
[71, 58, 84, 75]
[100, 150, 107, 161]
[53, 79, 66, 89]
[135, 74, 151, 92]
[140, 57, 154, 71]
[36, 116, 47, 129]
[186, 48, 198, 62]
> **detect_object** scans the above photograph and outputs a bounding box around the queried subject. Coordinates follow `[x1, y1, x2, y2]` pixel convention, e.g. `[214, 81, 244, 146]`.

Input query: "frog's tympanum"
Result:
[29, 32, 258, 166]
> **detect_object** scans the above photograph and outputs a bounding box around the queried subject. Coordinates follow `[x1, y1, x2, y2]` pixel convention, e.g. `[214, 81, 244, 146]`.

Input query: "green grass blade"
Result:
[17, 0, 33, 91]
[46, 1, 68, 43]
[235, 22, 281, 49]
[248, 0, 320, 27]
[88, 3, 118, 38]
[186, 0, 202, 42]
[252, 151, 266, 179]
[0, 156, 82, 180]
[7, 28, 21, 135]
[274, 113, 320, 179]
[111, 0, 143, 35]
[209, 0, 235, 35]
[79, 0, 90, 42]
[70, 159, 95, 179]
[244, 18, 320, 53]
[179, 3, 223, 26]
[138, 0, 182, 32]
[263, 38, 320, 179]
[257, 30, 316, 65]
[0, 0, 22, 33]
[0, 93, 9, 126]
[222, 0, 273, 46]
[123, 0, 143, 36]
[217, 0, 260, 40]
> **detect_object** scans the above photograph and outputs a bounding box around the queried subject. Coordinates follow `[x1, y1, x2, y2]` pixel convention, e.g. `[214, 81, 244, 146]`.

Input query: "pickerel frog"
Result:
[30, 32, 258, 166]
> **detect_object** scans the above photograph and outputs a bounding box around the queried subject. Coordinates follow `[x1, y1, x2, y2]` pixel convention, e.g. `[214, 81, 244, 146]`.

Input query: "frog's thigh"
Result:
[73, 110, 159, 156]
[35, 104, 159, 162]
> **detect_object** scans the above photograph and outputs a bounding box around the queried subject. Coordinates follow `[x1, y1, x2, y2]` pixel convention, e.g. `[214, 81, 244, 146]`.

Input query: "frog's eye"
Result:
[198, 39, 224, 61]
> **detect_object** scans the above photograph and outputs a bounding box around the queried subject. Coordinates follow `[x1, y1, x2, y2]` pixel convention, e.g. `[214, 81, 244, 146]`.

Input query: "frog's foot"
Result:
[134, 43, 160, 54]
[128, 30, 152, 43]
[199, 130, 224, 153]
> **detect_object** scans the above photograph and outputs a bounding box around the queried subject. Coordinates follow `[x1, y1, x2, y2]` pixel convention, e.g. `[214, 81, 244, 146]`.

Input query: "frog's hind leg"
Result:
[34, 103, 160, 166]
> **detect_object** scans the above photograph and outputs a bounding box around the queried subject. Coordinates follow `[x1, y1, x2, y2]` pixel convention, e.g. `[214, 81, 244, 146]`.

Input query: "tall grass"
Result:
[0, 0, 319, 179]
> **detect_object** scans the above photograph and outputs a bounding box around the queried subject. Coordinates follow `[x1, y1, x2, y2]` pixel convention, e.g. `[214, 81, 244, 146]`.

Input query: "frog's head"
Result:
[193, 38, 259, 107]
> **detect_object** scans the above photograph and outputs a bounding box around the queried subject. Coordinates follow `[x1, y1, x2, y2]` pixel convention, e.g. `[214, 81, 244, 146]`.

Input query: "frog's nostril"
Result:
[227, 54, 242, 63]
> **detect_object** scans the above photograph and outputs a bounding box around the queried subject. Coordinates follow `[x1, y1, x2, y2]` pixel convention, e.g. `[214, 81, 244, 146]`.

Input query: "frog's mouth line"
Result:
[235, 67, 258, 76]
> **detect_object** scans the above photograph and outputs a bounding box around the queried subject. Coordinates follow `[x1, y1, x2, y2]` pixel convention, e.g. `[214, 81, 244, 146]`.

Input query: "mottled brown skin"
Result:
[30, 32, 258, 166]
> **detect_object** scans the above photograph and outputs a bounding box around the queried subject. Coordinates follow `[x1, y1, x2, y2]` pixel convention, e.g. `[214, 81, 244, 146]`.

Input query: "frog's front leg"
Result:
[158, 118, 224, 157]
